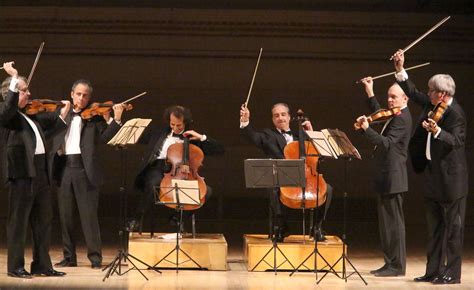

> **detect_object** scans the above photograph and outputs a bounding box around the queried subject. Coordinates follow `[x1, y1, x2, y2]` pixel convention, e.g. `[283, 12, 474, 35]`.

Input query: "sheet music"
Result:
[107, 118, 152, 146]
[321, 129, 344, 156]
[170, 179, 200, 205]
[305, 131, 338, 159]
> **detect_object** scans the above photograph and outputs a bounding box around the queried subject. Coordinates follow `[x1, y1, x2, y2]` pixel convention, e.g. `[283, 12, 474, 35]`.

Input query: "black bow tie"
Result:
[71, 111, 81, 117]
[172, 133, 184, 139]
[281, 130, 292, 135]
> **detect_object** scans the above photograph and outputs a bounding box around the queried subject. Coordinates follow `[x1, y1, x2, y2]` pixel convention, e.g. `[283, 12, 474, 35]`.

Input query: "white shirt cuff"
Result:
[9, 77, 19, 93]
[395, 69, 408, 82]
[200, 134, 207, 142]
[240, 121, 249, 129]
[434, 127, 442, 138]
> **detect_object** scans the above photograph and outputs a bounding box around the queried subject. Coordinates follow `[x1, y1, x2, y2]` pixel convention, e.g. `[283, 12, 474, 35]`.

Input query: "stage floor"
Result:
[0, 243, 473, 289]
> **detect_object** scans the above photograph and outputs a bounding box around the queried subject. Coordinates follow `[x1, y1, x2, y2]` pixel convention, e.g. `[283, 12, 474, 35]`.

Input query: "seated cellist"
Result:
[240, 103, 333, 242]
[127, 105, 224, 232]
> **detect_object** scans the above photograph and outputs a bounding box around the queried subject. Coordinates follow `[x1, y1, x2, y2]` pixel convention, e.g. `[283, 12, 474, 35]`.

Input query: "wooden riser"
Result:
[128, 233, 228, 270]
[244, 234, 346, 272]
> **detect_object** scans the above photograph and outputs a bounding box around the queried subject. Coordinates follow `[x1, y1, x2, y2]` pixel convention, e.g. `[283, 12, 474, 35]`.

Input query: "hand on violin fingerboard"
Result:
[240, 104, 250, 123]
[422, 118, 440, 135]
[356, 115, 369, 130]
[361, 77, 375, 97]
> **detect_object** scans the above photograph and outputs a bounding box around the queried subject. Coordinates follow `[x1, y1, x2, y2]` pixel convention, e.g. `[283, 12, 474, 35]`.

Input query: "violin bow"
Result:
[119, 91, 147, 105]
[244, 48, 263, 108]
[356, 62, 430, 84]
[27, 42, 45, 86]
[389, 16, 450, 60]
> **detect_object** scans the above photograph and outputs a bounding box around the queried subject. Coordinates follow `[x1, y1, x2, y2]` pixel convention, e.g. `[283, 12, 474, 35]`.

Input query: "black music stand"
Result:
[289, 131, 339, 279]
[314, 129, 367, 285]
[244, 158, 305, 274]
[151, 180, 204, 272]
[102, 118, 161, 282]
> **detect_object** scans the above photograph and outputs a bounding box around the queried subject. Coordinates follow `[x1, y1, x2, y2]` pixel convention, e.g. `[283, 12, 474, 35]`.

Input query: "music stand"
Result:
[289, 131, 339, 279]
[102, 118, 161, 282]
[151, 180, 204, 272]
[244, 158, 305, 274]
[314, 129, 367, 285]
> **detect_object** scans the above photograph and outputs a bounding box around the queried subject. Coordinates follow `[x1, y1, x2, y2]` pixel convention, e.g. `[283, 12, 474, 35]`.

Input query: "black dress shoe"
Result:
[414, 274, 437, 282]
[370, 264, 388, 274]
[91, 262, 102, 269]
[7, 269, 32, 279]
[374, 268, 404, 277]
[54, 259, 77, 267]
[31, 268, 66, 277]
[431, 275, 460, 284]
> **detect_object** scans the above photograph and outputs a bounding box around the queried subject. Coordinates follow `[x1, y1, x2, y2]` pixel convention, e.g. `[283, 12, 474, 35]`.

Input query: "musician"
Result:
[393, 50, 468, 285]
[356, 78, 412, 277]
[128, 105, 224, 231]
[1, 62, 69, 278]
[239, 103, 332, 242]
[50, 80, 126, 269]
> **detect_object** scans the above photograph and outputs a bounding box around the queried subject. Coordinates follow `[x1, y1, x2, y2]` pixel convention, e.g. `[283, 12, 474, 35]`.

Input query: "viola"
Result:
[280, 110, 327, 209]
[25, 99, 65, 115]
[158, 138, 207, 210]
[427, 101, 448, 123]
[80, 101, 133, 120]
[354, 107, 401, 130]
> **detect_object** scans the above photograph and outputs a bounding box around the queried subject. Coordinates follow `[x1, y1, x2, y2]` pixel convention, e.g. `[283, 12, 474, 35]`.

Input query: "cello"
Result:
[158, 137, 207, 211]
[280, 110, 327, 209]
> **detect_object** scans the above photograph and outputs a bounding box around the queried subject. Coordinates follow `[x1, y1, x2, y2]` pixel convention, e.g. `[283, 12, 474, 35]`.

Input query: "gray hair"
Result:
[428, 74, 456, 96]
[71, 79, 93, 96]
[1, 76, 28, 100]
[271, 102, 290, 114]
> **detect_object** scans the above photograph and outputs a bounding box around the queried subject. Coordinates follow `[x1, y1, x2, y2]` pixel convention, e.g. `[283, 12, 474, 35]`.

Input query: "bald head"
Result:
[387, 83, 408, 109]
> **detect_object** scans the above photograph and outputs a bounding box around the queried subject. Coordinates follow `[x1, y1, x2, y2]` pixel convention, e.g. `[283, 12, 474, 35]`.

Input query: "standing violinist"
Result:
[1, 62, 69, 278]
[127, 105, 224, 232]
[239, 103, 333, 242]
[50, 79, 126, 269]
[356, 77, 412, 277]
[393, 50, 468, 285]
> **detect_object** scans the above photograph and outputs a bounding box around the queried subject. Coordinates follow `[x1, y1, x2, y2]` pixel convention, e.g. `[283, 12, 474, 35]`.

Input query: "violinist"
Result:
[393, 50, 468, 285]
[1, 62, 69, 278]
[356, 77, 412, 277]
[50, 79, 126, 269]
[240, 103, 333, 242]
[128, 105, 224, 232]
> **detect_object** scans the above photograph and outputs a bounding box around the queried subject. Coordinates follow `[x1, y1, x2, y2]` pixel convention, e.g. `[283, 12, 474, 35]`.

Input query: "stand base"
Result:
[128, 232, 228, 270]
[244, 234, 345, 272]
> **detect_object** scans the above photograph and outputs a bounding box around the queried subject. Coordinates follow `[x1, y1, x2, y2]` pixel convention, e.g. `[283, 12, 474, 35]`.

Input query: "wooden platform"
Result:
[244, 234, 346, 272]
[128, 232, 228, 270]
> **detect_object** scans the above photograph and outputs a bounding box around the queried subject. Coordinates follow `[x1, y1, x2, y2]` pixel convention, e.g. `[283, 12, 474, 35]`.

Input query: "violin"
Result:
[427, 101, 448, 123]
[80, 101, 132, 120]
[280, 110, 327, 209]
[158, 138, 207, 211]
[354, 107, 401, 130]
[25, 99, 65, 115]
[78, 91, 146, 119]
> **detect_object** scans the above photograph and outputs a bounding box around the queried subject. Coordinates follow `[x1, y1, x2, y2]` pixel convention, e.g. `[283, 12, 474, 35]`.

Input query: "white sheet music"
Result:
[107, 118, 152, 146]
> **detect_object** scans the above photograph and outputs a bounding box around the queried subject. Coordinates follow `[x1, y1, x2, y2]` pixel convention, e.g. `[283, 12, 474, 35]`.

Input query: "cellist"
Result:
[128, 105, 224, 232]
[355, 77, 412, 277]
[240, 103, 333, 242]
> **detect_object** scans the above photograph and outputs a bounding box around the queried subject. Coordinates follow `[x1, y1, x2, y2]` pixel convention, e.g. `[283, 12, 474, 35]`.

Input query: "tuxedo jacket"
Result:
[241, 124, 303, 159]
[48, 108, 121, 187]
[362, 97, 412, 194]
[134, 123, 225, 192]
[0, 90, 66, 182]
[398, 79, 468, 201]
